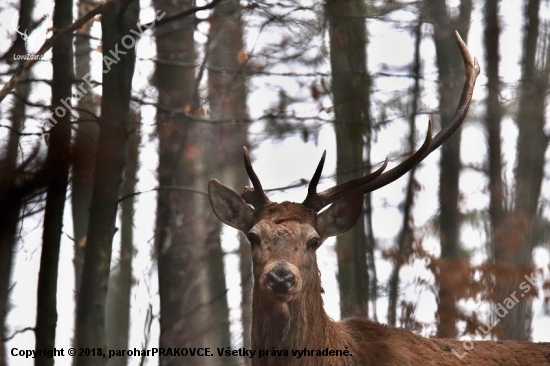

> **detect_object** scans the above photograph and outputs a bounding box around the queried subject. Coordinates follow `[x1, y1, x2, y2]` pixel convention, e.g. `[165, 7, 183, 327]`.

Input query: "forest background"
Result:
[1, 0, 550, 365]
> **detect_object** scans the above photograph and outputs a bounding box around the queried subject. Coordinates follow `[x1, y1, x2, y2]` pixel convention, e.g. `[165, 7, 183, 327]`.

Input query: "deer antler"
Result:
[302, 151, 389, 211]
[241, 146, 272, 209]
[302, 31, 479, 212]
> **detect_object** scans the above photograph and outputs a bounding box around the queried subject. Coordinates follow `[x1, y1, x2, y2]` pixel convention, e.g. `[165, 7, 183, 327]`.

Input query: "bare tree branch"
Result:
[2, 327, 35, 342]
[0, 0, 224, 103]
[148, 0, 223, 28]
[0, 1, 115, 103]
[117, 186, 209, 204]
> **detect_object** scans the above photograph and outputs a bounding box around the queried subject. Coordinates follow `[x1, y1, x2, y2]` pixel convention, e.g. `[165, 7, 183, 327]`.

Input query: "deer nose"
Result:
[266, 268, 295, 293]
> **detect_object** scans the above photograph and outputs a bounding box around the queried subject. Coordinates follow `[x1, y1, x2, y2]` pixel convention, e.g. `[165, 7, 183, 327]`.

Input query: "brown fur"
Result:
[205, 30, 495, 365]
[208, 184, 550, 365]
[245, 202, 550, 366]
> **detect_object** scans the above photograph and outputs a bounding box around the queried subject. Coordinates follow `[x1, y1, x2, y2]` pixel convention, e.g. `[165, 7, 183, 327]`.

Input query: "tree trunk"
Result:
[72, 0, 99, 302]
[500, 0, 549, 340]
[71, 2, 99, 353]
[75, 0, 139, 363]
[388, 16, 423, 327]
[325, 0, 371, 318]
[483, 0, 509, 340]
[35, 0, 73, 362]
[484, 0, 504, 256]
[425, 0, 472, 339]
[105, 110, 140, 366]
[0, 76, 31, 366]
[153, 1, 222, 365]
[207, 0, 250, 360]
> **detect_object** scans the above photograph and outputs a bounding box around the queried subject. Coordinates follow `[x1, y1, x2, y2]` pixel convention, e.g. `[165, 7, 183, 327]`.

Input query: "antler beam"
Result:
[302, 31, 480, 212]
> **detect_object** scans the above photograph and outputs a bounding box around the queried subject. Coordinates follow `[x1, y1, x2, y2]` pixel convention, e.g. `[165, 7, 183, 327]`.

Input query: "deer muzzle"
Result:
[260, 262, 302, 302]
[266, 267, 295, 293]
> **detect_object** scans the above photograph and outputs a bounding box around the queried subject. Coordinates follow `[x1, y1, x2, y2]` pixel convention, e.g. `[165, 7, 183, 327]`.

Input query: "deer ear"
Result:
[316, 193, 363, 238]
[208, 179, 254, 232]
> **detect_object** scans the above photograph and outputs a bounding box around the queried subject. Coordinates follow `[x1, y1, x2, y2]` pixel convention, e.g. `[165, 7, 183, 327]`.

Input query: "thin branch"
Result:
[11, 91, 100, 122]
[0, 124, 42, 136]
[0, 0, 225, 102]
[117, 186, 208, 204]
[2, 327, 35, 342]
[0, 1, 115, 103]
[149, 0, 223, 29]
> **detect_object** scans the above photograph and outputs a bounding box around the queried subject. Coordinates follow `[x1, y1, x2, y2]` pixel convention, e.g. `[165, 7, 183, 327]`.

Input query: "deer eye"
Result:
[247, 233, 261, 246]
[307, 237, 320, 250]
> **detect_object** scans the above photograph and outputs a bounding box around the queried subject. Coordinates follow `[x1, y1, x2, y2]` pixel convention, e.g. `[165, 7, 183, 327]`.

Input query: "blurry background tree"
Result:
[152, 1, 233, 365]
[1, 0, 550, 365]
[206, 0, 250, 356]
[490, 0, 550, 340]
[425, 0, 473, 339]
[34, 0, 73, 361]
[74, 0, 139, 365]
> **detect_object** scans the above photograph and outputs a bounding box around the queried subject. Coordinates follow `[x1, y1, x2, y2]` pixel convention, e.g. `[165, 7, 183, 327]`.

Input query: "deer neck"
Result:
[251, 278, 333, 351]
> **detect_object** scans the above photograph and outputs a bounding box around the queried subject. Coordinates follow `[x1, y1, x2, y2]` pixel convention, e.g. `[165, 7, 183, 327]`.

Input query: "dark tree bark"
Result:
[153, 1, 219, 365]
[0, 0, 37, 346]
[75, 0, 139, 363]
[483, 0, 509, 339]
[71, 3, 98, 353]
[207, 0, 248, 356]
[106, 110, 140, 366]
[484, 0, 504, 252]
[34, 0, 73, 362]
[425, 0, 472, 339]
[325, 0, 371, 318]
[0, 0, 34, 354]
[72, 0, 98, 301]
[0, 78, 31, 366]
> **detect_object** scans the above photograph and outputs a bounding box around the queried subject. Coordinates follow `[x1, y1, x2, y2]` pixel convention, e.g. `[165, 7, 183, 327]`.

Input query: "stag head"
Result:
[209, 158, 367, 303]
[208, 31, 479, 305]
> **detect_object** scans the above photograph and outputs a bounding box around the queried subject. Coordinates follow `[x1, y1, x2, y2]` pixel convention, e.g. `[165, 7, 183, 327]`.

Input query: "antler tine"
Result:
[241, 146, 271, 209]
[302, 156, 389, 212]
[301, 151, 326, 209]
[425, 31, 479, 154]
[302, 31, 479, 212]
[356, 31, 479, 194]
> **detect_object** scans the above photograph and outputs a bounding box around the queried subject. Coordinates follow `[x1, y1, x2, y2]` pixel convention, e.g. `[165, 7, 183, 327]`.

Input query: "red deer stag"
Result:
[208, 32, 550, 365]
